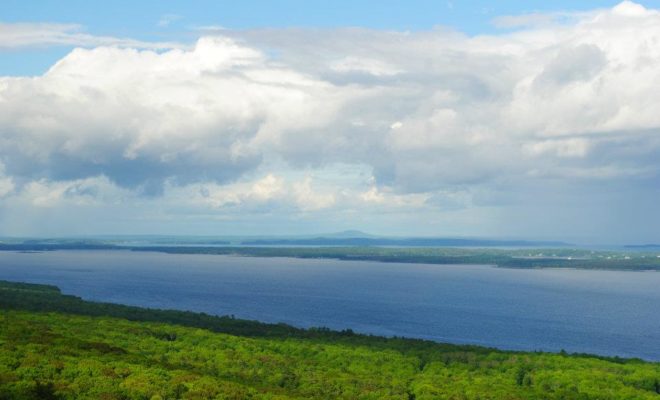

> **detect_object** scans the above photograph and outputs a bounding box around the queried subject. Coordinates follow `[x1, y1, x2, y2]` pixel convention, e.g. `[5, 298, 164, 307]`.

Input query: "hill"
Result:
[1, 280, 659, 399]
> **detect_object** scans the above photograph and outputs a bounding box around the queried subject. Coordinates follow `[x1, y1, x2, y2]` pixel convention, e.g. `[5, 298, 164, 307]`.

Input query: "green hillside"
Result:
[1, 280, 659, 399]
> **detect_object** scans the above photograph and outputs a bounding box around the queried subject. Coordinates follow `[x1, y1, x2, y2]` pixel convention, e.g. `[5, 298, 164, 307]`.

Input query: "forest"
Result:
[129, 246, 660, 271]
[1, 280, 659, 399]
[2, 241, 660, 271]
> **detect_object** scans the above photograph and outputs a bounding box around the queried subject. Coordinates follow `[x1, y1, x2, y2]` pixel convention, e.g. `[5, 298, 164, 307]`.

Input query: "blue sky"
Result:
[7, 0, 658, 32]
[3, 0, 660, 75]
[1, 1, 660, 242]
[1, 0, 624, 32]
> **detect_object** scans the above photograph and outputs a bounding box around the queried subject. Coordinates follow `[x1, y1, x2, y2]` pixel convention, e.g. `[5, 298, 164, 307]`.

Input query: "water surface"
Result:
[0, 250, 658, 360]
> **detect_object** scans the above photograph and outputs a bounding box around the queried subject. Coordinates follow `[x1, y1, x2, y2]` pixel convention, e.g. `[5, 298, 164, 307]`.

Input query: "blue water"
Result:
[0, 250, 658, 361]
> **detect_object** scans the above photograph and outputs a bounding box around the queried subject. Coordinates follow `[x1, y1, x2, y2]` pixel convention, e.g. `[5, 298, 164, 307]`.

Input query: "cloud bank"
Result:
[1, 1, 659, 241]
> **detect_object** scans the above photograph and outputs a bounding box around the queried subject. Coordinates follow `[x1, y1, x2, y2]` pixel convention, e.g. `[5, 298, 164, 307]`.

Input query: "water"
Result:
[0, 250, 658, 361]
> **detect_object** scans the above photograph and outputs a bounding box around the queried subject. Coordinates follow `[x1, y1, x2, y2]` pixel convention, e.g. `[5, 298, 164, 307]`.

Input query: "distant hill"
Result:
[318, 230, 376, 238]
[241, 237, 571, 247]
[2, 232, 569, 248]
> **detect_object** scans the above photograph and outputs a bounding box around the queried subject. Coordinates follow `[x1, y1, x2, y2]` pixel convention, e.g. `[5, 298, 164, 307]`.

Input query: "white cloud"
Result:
[0, 178, 13, 198]
[157, 14, 182, 28]
[250, 174, 285, 202]
[491, 11, 588, 29]
[523, 138, 591, 158]
[185, 173, 336, 212]
[4, 175, 127, 208]
[0, 36, 348, 194]
[0, 163, 14, 198]
[0, 22, 180, 50]
[1, 2, 660, 240]
[330, 56, 402, 76]
[612, 0, 649, 16]
[292, 177, 336, 211]
[359, 186, 429, 208]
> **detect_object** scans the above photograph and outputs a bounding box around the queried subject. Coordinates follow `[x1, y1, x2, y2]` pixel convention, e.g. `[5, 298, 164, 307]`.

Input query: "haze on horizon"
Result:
[1, 1, 659, 245]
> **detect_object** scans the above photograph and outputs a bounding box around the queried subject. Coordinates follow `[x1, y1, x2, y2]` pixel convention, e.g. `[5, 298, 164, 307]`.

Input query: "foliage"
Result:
[1, 280, 659, 399]
[130, 246, 660, 271]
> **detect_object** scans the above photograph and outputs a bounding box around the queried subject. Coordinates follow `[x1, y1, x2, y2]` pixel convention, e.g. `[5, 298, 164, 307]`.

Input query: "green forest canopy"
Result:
[1, 280, 659, 399]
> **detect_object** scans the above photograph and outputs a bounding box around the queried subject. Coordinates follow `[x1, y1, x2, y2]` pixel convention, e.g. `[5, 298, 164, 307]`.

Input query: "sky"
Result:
[1, 1, 660, 243]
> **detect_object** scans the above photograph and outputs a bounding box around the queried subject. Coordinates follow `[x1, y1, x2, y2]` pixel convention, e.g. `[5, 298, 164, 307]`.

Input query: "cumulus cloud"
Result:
[216, 3, 660, 193]
[1, 1, 660, 239]
[0, 37, 350, 195]
[175, 173, 337, 213]
[3, 175, 128, 208]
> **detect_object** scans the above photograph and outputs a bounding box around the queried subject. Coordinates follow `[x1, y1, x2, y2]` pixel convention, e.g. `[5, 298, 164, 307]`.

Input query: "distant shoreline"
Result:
[1, 243, 659, 271]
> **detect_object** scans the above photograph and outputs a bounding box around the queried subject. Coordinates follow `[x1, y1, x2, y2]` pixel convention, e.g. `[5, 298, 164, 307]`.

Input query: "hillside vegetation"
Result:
[124, 246, 660, 271]
[1, 280, 659, 399]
